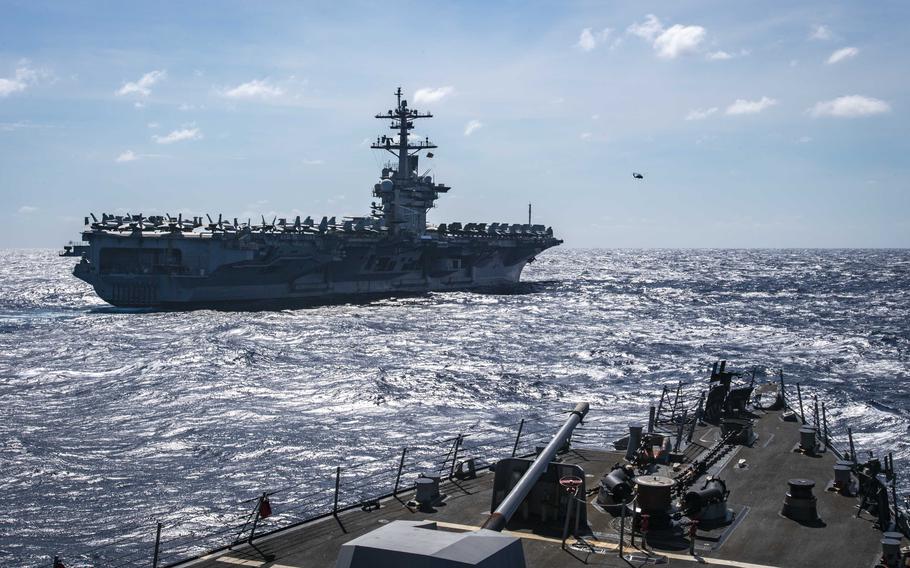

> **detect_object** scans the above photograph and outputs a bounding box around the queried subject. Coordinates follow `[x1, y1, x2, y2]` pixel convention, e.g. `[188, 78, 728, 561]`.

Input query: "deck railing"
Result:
[54, 406, 623, 568]
[773, 372, 908, 537]
[50, 367, 910, 567]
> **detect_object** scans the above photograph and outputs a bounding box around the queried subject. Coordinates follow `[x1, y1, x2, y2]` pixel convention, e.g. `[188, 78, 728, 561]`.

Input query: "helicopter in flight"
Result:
[632, 172, 644, 180]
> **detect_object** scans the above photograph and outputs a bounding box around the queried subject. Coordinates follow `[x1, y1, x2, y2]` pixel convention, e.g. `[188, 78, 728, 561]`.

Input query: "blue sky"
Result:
[0, 0, 907, 248]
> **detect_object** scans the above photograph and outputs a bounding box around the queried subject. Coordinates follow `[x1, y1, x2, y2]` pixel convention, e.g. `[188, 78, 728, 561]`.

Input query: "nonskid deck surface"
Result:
[175, 408, 881, 568]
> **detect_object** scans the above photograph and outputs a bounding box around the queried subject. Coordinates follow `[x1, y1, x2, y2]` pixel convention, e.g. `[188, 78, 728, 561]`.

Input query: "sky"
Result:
[0, 0, 908, 248]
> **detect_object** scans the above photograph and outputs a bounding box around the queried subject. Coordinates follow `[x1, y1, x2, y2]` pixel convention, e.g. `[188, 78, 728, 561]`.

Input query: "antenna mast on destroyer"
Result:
[371, 87, 447, 236]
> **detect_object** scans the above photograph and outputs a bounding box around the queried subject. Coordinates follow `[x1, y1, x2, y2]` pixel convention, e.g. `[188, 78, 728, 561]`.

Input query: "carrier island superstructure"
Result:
[72, 89, 561, 308]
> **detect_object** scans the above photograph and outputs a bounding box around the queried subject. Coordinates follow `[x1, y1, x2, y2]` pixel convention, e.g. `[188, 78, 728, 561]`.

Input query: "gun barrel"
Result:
[481, 402, 589, 531]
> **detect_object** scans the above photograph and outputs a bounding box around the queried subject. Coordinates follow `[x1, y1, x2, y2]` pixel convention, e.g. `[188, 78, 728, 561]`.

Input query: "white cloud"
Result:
[708, 49, 749, 61]
[133, 101, 145, 109]
[0, 64, 44, 97]
[18, 205, 38, 214]
[116, 70, 166, 97]
[303, 159, 324, 165]
[577, 28, 597, 51]
[808, 95, 890, 118]
[654, 24, 706, 59]
[0, 77, 27, 97]
[628, 15, 705, 59]
[116, 150, 138, 162]
[178, 102, 194, 111]
[12, 65, 38, 83]
[707, 50, 733, 60]
[413, 86, 454, 105]
[464, 119, 483, 136]
[810, 25, 832, 40]
[153, 127, 202, 144]
[628, 14, 663, 42]
[147, 122, 159, 129]
[576, 27, 612, 51]
[798, 136, 812, 143]
[579, 132, 593, 140]
[1, 121, 32, 131]
[685, 107, 718, 121]
[827, 46, 859, 64]
[221, 79, 284, 99]
[725, 96, 778, 115]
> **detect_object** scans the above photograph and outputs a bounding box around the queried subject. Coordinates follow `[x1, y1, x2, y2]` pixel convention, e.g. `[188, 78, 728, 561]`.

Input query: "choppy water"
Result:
[1, 248, 909, 567]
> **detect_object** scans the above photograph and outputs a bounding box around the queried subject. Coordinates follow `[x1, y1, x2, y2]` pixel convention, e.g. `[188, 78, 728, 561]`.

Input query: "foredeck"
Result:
[175, 404, 883, 568]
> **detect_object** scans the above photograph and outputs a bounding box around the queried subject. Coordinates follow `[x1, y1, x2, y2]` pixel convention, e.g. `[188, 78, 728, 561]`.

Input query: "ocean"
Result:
[1, 248, 908, 567]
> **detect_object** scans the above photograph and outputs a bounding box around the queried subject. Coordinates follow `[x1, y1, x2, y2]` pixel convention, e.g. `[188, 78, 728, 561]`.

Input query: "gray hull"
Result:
[74, 231, 559, 308]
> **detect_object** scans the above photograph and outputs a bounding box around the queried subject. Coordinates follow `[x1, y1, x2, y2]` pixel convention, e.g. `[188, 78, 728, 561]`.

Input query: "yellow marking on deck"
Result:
[434, 521, 782, 568]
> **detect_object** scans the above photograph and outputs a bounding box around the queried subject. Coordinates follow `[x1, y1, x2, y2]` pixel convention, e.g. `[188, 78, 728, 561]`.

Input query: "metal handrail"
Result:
[52, 409, 579, 568]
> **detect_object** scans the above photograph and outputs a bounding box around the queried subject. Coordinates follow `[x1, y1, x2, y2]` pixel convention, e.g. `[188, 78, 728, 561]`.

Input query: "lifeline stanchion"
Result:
[670, 382, 682, 424]
[848, 428, 857, 463]
[687, 393, 704, 443]
[779, 369, 786, 403]
[247, 493, 275, 562]
[812, 394, 822, 436]
[152, 521, 162, 568]
[796, 383, 806, 424]
[821, 403, 830, 450]
[511, 419, 525, 457]
[393, 447, 408, 496]
[333, 467, 341, 515]
[333, 466, 347, 533]
[890, 452, 900, 524]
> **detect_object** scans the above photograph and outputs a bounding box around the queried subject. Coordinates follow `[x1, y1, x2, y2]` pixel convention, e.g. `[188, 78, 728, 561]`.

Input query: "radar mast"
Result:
[370, 88, 448, 236]
[372, 87, 437, 178]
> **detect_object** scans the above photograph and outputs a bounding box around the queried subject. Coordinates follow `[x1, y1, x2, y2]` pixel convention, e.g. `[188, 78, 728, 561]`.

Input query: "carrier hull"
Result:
[73, 231, 558, 308]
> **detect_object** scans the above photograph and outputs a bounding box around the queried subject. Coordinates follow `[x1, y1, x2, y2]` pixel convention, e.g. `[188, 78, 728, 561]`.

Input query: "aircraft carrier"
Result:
[71, 89, 561, 308]
[51, 362, 910, 568]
